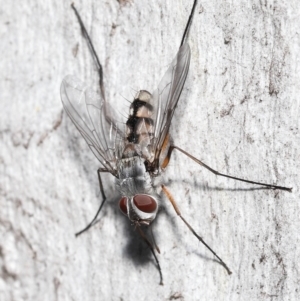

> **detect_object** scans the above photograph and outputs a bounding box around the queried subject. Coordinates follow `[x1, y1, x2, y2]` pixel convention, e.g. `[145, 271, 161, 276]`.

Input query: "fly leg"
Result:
[164, 146, 292, 191]
[180, 0, 198, 47]
[161, 185, 232, 275]
[71, 4, 122, 135]
[136, 226, 164, 285]
[71, 3, 106, 100]
[75, 168, 109, 237]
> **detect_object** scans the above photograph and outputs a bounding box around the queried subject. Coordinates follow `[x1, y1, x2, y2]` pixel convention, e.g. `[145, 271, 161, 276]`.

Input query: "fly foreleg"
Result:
[136, 226, 164, 285]
[161, 185, 232, 275]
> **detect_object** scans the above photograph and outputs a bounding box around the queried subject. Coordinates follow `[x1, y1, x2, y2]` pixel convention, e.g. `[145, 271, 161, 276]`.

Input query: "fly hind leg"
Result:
[71, 3, 106, 100]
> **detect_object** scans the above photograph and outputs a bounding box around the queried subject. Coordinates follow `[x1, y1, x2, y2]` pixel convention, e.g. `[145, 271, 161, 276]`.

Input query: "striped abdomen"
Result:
[126, 90, 154, 145]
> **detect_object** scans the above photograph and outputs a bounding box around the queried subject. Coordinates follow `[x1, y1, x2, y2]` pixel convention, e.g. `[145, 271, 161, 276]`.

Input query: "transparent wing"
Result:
[60, 75, 125, 173]
[151, 43, 191, 161]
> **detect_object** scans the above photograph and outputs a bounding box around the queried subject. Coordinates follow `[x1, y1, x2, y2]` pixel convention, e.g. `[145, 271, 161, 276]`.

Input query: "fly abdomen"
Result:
[126, 90, 154, 145]
[126, 117, 154, 143]
[130, 94, 153, 117]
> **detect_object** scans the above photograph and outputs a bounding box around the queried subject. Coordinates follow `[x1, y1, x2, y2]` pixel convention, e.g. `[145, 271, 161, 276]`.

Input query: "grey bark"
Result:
[1, 0, 299, 300]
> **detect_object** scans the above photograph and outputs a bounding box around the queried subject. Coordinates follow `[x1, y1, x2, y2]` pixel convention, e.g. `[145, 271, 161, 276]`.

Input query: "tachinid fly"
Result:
[61, 0, 291, 284]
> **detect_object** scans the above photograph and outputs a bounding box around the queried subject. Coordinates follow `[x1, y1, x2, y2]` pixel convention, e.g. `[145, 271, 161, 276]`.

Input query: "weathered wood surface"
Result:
[1, 1, 299, 300]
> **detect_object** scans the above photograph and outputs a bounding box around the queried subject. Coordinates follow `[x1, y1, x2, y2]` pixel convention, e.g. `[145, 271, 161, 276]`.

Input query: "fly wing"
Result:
[60, 75, 125, 173]
[151, 43, 191, 162]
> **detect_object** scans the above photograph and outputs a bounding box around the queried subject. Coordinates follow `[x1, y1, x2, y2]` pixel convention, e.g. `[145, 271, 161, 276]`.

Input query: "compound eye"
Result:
[119, 197, 128, 215]
[133, 195, 157, 213]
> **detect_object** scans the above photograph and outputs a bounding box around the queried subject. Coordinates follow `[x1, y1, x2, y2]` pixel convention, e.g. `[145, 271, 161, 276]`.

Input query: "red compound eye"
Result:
[133, 195, 157, 213]
[119, 197, 128, 215]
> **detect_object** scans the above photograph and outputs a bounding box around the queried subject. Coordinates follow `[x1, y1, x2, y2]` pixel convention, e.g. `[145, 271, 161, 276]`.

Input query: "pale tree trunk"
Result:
[1, 1, 299, 300]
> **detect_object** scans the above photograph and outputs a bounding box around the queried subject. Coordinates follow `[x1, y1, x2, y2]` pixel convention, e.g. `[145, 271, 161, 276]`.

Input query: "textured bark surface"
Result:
[1, 1, 299, 300]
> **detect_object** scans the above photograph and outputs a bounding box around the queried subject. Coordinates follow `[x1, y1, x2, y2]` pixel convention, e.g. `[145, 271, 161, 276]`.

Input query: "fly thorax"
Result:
[125, 90, 154, 161]
[116, 156, 153, 196]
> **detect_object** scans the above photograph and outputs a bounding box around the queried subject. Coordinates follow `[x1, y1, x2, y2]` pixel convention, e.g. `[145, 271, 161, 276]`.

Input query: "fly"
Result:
[60, 0, 291, 285]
